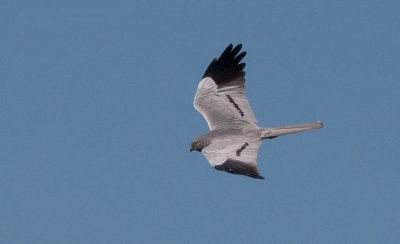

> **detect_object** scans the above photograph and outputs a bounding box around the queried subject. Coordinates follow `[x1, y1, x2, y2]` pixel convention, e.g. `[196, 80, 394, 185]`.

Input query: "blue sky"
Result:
[1, 0, 399, 243]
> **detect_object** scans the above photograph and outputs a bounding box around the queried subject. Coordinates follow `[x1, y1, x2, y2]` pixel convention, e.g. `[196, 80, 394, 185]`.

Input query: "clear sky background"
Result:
[1, 0, 399, 243]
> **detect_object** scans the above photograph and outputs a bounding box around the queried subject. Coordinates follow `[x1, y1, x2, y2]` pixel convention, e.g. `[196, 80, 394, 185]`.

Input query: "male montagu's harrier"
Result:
[190, 44, 323, 179]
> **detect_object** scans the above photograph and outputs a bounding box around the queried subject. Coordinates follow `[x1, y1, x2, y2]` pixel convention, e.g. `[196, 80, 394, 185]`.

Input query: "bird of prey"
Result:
[190, 44, 323, 179]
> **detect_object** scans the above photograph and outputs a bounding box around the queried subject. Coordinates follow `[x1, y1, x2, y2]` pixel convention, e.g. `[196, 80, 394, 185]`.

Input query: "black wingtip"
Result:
[214, 159, 264, 180]
[257, 175, 266, 180]
[202, 44, 247, 87]
[248, 172, 265, 180]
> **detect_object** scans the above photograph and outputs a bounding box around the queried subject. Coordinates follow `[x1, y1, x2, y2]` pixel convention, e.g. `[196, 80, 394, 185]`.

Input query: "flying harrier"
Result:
[189, 44, 323, 179]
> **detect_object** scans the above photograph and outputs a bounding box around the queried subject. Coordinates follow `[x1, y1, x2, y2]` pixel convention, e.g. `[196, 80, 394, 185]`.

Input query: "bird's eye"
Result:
[195, 141, 199, 145]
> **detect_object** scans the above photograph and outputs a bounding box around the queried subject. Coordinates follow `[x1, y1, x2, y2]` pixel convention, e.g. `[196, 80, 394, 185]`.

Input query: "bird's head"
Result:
[190, 136, 209, 152]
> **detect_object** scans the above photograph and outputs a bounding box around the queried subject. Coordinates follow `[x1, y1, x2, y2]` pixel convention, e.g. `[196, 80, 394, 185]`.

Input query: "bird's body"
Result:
[190, 44, 323, 179]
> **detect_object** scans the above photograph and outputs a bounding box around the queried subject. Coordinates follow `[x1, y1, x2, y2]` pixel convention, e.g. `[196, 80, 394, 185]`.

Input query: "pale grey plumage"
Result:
[190, 44, 323, 179]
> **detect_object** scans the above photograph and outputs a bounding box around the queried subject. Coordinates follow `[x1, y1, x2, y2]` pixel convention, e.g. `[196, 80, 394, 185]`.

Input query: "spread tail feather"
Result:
[261, 121, 323, 139]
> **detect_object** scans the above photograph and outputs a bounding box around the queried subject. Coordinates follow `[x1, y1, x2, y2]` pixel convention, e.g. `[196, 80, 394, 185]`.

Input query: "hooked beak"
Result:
[190, 144, 194, 152]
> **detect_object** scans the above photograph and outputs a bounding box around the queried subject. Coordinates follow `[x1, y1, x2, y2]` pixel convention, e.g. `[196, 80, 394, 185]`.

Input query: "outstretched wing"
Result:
[202, 136, 265, 179]
[194, 44, 258, 131]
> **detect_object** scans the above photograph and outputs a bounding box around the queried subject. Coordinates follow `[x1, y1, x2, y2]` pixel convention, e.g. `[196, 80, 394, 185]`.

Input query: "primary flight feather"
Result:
[190, 44, 323, 179]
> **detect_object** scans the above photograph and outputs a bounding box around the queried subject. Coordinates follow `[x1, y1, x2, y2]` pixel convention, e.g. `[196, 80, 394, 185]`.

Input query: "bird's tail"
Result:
[261, 121, 323, 139]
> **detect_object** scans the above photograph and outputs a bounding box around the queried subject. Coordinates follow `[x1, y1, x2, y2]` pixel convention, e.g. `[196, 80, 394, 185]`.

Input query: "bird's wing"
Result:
[194, 44, 258, 131]
[202, 136, 264, 179]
